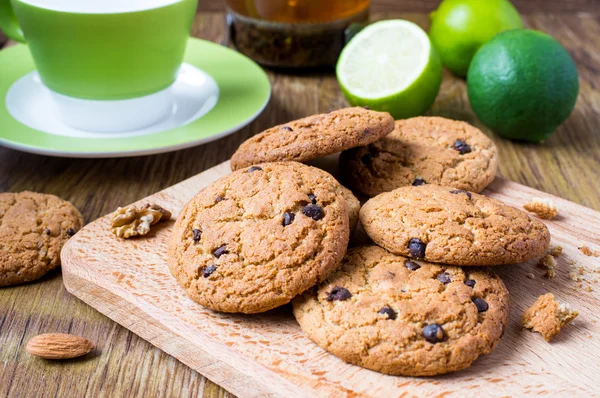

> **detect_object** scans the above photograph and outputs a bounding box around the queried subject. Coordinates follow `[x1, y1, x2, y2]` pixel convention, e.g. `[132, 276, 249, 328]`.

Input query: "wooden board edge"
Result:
[61, 246, 311, 398]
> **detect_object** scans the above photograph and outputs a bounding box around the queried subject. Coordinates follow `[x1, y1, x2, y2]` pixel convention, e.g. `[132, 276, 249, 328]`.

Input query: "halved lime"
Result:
[336, 20, 442, 119]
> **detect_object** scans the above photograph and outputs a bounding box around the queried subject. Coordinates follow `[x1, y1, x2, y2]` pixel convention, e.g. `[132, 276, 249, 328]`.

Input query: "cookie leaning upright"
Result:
[230, 107, 394, 170]
[293, 246, 510, 376]
[167, 162, 350, 314]
[0, 192, 84, 287]
[360, 184, 550, 266]
[339, 117, 498, 197]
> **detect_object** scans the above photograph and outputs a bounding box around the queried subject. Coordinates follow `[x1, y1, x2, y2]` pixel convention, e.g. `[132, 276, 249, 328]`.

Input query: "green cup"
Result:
[0, 0, 197, 131]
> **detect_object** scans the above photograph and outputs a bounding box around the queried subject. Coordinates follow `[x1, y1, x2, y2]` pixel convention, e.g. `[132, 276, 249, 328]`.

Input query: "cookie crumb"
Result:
[523, 198, 558, 219]
[111, 203, 171, 239]
[521, 293, 578, 341]
[584, 286, 593, 292]
[579, 245, 599, 257]
[569, 272, 581, 282]
[537, 254, 557, 279]
[548, 245, 563, 257]
[526, 272, 535, 279]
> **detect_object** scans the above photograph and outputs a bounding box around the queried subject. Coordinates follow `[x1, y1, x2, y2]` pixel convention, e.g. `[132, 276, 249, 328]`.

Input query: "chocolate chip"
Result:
[307, 194, 317, 204]
[361, 153, 372, 164]
[281, 126, 293, 131]
[283, 212, 295, 226]
[192, 229, 202, 243]
[412, 177, 426, 186]
[473, 297, 489, 312]
[203, 265, 217, 278]
[325, 286, 352, 301]
[405, 261, 420, 271]
[44, 229, 51, 235]
[378, 306, 397, 320]
[464, 279, 476, 288]
[437, 272, 452, 285]
[363, 128, 370, 135]
[66, 228, 75, 236]
[450, 189, 472, 200]
[215, 195, 225, 203]
[422, 324, 445, 343]
[453, 139, 472, 154]
[302, 204, 324, 221]
[247, 166, 262, 173]
[213, 244, 228, 258]
[407, 238, 426, 258]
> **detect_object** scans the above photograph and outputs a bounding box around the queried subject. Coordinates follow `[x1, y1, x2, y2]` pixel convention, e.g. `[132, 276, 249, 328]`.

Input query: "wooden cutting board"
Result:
[61, 158, 600, 397]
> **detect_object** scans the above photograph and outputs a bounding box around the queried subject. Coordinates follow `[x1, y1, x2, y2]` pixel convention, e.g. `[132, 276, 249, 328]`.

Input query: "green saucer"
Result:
[0, 38, 271, 157]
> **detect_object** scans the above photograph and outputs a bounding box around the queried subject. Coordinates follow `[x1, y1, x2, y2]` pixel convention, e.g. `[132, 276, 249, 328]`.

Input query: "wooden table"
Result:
[1, 1, 599, 397]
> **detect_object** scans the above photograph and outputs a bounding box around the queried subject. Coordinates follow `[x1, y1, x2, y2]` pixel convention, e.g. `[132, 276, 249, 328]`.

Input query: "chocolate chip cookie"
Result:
[230, 107, 394, 171]
[338, 185, 360, 233]
[360, 184, 550, 266]
[339, 117, 498, 197]
[167, 162, 350, 314]
[0, 192, 84, 286]
[293, 245, 509, 376]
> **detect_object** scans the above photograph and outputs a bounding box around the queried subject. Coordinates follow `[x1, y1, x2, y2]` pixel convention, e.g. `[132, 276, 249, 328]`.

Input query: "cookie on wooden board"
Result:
[167, 162, 350, 314]
[293, 246, 510, 376]
[360, 184, 550, 266]
[230, 107, 394, 170]
[339, 117, 498, 197]
[0, 192, 84, 286]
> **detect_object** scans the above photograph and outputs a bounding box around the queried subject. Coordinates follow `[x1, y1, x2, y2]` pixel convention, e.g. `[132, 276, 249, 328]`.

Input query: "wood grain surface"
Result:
[61, 159, 600, 398]
[1, 6, 600, 398]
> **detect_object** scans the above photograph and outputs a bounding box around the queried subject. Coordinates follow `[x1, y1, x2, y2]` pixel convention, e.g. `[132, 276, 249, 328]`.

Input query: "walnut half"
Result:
[111, 203, 171, 238]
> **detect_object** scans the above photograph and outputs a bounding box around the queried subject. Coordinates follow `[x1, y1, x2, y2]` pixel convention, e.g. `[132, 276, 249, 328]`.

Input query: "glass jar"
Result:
[226, 0, 370, 69]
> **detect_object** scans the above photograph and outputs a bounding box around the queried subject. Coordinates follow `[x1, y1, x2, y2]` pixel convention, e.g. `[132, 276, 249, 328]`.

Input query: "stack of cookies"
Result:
[167, 107, 551, 376]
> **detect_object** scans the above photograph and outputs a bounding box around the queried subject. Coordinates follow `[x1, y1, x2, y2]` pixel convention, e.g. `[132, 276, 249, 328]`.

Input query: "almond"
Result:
[26, 333, 94, 359]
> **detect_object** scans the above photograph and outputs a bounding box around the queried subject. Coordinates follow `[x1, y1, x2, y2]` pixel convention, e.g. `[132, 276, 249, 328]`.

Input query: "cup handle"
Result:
[0, 0, 25, 43]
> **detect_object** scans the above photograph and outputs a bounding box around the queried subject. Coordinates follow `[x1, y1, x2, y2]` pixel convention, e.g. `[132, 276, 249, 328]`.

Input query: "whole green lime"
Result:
[429, 0, 523, 77]
[467, 30, 579, 142]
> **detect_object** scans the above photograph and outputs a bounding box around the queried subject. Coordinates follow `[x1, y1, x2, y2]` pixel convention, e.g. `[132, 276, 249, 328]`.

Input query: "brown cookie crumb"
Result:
[537, 254, 557, 279]
[548, 245, 563, 257]
[579, 245, 600, 257]
[569, 272, 581, 282]
[523, 198, 558, 219]
[521, 293, 578, 341]
[111, 203, 171, 239]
